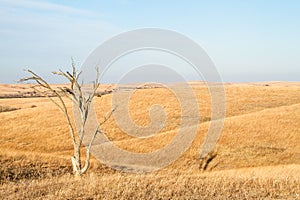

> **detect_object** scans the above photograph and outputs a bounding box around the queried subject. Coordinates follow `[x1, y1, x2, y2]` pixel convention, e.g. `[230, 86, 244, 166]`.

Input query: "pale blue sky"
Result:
[0, 0, 299, 83]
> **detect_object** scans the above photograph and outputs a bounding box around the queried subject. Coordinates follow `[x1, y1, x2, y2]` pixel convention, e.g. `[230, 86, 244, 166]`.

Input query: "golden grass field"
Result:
[0, 82, 300, 199]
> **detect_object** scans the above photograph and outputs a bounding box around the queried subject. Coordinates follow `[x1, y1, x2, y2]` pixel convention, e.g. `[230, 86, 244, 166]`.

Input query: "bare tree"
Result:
[20, 62, 114, 176]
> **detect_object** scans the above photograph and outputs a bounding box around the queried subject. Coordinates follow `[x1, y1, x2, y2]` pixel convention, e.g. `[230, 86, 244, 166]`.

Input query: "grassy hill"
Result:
[0, 82, 299, 199]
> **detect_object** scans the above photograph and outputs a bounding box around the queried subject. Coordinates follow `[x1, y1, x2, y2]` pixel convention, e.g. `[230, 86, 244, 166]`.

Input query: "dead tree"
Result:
[20, 62, 114, 176]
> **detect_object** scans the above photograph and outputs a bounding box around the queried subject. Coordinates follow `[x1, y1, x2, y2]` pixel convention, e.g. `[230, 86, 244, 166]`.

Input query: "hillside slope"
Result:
[0, 83, 299, 199]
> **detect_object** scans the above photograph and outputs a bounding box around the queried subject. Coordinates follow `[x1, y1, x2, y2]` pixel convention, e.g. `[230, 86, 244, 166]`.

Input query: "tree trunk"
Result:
[72, 145, 82, 176]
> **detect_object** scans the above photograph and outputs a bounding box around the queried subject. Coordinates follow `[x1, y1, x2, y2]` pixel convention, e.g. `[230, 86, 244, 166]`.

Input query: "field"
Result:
[0, 82, 300, 199]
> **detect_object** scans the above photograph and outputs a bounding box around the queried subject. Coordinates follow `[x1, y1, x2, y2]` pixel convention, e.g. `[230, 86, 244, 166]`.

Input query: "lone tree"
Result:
[20, 62, 114, 176]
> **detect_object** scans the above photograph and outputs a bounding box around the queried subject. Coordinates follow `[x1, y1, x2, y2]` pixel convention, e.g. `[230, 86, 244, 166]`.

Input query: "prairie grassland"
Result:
[0, 82, 299, 199]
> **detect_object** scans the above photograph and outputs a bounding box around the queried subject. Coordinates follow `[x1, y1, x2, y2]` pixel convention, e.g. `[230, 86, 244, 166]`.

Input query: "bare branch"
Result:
[100, 106, 118, 126]
[20, 69, 78, 148]
[81, 124, 100, 174]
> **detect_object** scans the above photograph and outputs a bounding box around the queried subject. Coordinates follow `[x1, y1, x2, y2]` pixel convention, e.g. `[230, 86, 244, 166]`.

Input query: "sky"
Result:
[0, 0, 299, 83]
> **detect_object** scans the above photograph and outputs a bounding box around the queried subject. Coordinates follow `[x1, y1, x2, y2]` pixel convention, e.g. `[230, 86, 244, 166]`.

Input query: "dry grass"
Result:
[1, 165, 299, 199]
[0, 82, 299, 199]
